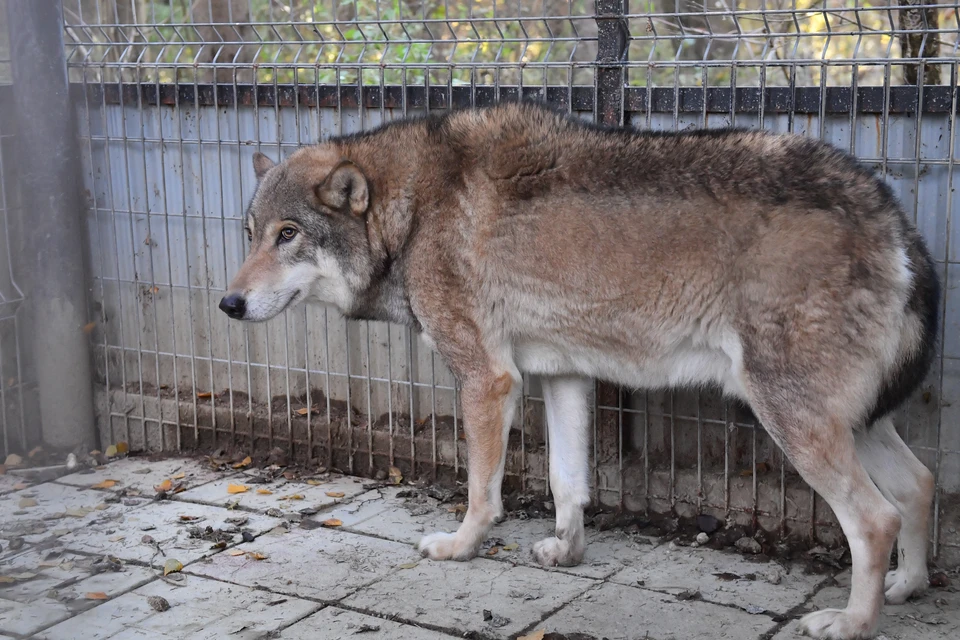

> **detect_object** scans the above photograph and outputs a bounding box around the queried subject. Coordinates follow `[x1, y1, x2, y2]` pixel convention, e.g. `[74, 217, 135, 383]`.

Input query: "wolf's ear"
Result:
[316, 161, 369, 216]
[253, 152, 276, 179]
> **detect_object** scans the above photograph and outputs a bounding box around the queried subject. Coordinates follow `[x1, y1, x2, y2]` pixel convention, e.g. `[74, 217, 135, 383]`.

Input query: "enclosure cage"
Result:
[0, 0, 957, 563]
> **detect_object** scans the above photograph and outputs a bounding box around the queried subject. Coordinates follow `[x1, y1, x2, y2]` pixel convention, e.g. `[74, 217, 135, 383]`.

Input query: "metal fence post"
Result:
[6, 0, 96, 451]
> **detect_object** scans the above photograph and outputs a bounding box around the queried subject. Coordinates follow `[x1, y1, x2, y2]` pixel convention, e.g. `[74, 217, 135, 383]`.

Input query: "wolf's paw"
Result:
[799, 608, 877, 640]
[884, 568, 927, 605]
[532, 536, 584, 567]
[417, 532, 479, 561]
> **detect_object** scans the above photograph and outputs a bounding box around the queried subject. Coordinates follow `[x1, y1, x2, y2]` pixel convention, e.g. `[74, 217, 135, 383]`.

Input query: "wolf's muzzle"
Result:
[219, 293, 246, 320]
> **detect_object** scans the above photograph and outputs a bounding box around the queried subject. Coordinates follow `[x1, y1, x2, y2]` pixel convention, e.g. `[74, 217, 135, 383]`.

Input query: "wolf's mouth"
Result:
[280, 289, 302, 313]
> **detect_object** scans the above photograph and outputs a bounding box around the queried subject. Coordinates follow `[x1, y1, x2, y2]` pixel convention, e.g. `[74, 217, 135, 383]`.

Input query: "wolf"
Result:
[220, 102, 940, 639]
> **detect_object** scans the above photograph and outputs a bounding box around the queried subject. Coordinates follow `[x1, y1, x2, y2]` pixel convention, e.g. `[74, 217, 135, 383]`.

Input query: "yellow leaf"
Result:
[197, 391, 212, 399]
[228, 549, 245, 556]
[105, 445, 118, 458]
[281, 494, 304, 501]
[0, 577, 15, 584]
[115, 441, 129, 454]
[18, 497, 37, 508]
[232, 456, 252, 469]
[172, 472, 186, 480]
[247, 552, 268, 560]
[155, 479, 173, 492]
[518, 631, 546, 640]
[82, 321, 97, 334]
[256, 489, 273, 495]
[295, 408, 309, 416]
[398, 562, 419, 570]
[321, 518, 342, 528]
[91, 479, 118, 489]
[162, 559, 183, 576]
[305, 479, 322, 486]
[178, 515, 200, 522]
[325, 491, 345, 498]
[227, 484, 248, 494]
[388, 466, 403, 484]
[85, 592, 110, 600]
[502, 543, 519, 551]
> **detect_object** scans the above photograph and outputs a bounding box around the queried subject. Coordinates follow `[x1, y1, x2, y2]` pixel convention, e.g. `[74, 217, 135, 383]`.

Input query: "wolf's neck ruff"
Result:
[223, 102, 938, 640]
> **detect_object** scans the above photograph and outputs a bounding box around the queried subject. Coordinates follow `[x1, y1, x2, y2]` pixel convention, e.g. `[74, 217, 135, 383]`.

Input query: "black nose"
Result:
[219, 293, 246, 319]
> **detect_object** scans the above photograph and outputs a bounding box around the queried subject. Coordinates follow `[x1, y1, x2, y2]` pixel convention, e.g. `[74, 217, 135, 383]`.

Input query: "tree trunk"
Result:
[899, 0, 941, 85]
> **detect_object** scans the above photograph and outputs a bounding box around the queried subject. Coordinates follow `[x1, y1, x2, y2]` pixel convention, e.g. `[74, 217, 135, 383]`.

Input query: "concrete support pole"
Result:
[6, 0, 96, 451]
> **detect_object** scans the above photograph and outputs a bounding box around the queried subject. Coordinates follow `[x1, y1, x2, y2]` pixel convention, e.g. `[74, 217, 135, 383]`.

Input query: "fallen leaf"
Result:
[447, 504, 467, 514]
[321, 518, 342, 528]
[305, 479, 322, 486]
[65, 506, 92, 518]
[227, 484, 248, 494]
[162, 559, 183, 576]
[388, 466, 403, 484]
[295, 408, 309, 416]
[155, 479, 173, 492]
[487, 547, 499, 556]
[147, 595, 170, 612]
[4, 453, 23, 467]
[86, 592, 110, 600]
[232, 456, 252, 469]
[13, 482, 29, 490]
[246, 552, 268, 560]
[228, 549, 245, 556]
[28, 446, 43, 458]
[518, 631, 546, 640]
[502, 543, 519, 551]
[91, 479, 119, 489]
[105, 445, 118, 458]
[172, 472, 185, 480]
[256, 489, 273, 495]
[9, 572, 36, 580]
[280, 494, 304, 501]
[115, 441, 129, 454]
[0, 577, 15, 584]
[325, 491, 345, 498]
[18, 497, 37, 508]
[197, 391, 212, 399]
[178, 515, 200, 522]
[82, 321, 97, 334]
[398, 562, 419, 570]
[210, 541, 227, 550]
[108, 535, 125, 542]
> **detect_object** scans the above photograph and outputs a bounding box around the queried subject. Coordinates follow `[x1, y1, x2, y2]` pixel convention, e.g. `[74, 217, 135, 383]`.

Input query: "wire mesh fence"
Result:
[54, 0, 960, 562]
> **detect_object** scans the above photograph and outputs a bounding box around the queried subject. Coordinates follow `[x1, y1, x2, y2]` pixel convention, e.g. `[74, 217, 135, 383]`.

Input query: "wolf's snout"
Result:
[219, 293, 246, 320]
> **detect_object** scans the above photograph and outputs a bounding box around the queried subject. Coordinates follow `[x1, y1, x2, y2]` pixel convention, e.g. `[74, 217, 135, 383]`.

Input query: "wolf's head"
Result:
[219, 148, 375, 322]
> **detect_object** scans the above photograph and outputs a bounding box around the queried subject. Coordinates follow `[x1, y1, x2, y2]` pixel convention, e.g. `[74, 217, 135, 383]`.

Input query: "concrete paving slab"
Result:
[56, 500, 283, 568]
[0, 482, 149, 546]
[342, 556, 599, 639]
[279, 606, 460, 639]
[58, 457, 229, 495]
[538, 581, 777, 640]
[608, 542, 827, 614]
[321, 488, 659, 579]
[174, 472, 368, 517]
[186, 524, 422, 601]
[771, 575, 960, 640]
[35, 574, 321, 640]
[0, 549, 154, 637]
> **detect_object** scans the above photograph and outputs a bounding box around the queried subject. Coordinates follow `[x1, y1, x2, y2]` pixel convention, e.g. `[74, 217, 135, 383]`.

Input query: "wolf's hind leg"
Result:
[533, 376, 592, 567]
[855, 416, 934, 604]
[745, 392, 898, 639]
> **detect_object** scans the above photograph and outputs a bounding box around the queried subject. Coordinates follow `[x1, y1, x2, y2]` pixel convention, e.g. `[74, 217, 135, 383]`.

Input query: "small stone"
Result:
[930, 572, 950, 588]
[695, 532, 709, 545]
[735, 537, 762, 555]
[265, 508, 283, 518]
[745, 604, 766, 615]
[9, 537, 24, 551]
[241, 530, 255, 543]
[374, 469, 387, 481]
[147, 595, 171, 612]
[66, 453, 78, 471]
[766, 568, 783, 585]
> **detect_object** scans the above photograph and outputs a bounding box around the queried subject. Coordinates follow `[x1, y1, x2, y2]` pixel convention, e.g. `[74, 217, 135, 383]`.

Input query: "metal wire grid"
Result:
[0, 0, 29, 458]
[63, 0, 959, 560]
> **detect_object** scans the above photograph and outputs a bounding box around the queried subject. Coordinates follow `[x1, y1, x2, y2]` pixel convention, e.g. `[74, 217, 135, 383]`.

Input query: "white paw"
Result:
[417, 531, 479, 561]
[884, 568, 927, 605]
[799, 608, 876, 640]
[532, 536, 583, 568]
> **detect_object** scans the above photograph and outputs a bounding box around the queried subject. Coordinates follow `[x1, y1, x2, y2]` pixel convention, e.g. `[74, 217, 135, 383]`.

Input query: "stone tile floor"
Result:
[0, 456, 956, 639]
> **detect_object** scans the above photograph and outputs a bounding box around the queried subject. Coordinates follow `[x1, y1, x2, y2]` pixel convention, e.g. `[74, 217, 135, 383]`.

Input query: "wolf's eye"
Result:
[278, 227, 298, 244]
[246, 229, 252, 242]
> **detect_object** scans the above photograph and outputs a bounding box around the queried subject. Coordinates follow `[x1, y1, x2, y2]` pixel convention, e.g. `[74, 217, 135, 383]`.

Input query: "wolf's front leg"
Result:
[418, 366, 520, 561]
[533, 375, 592, 567]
